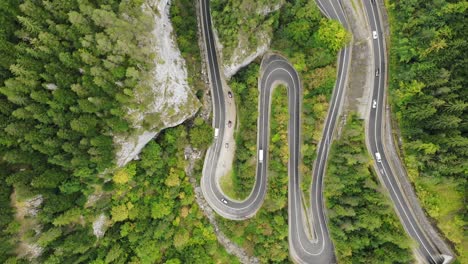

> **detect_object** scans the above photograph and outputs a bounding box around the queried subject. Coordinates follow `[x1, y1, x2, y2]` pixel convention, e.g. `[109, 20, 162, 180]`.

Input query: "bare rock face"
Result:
[19, 243, 43, 261]
[115, 0, 200, 167]
[93, 214, 109, 238]
[17, 195, 43, 218]
[12, 192, 44, 260]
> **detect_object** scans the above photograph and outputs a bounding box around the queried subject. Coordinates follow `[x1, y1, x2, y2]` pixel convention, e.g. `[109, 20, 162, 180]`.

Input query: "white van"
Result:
[375, 152, 382, 162]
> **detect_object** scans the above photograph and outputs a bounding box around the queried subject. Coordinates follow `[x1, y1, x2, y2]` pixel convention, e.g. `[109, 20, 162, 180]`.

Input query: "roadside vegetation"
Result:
[217, 0, 349, 261]
[221, 0, 349, 202]
[325, 114, 414, 263]
[217, 86, 290, 263]
[387, 1, 467, 261]
[0, 0, 229, 262]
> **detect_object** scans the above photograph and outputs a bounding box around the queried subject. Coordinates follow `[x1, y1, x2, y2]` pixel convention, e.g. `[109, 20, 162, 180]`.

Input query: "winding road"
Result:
[200, 0, 350, 262]
[199, 0, 452, 263]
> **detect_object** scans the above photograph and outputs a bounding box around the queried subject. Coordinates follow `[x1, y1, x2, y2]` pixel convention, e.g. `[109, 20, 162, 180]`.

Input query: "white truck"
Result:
[214, 128, 219, 138]
[259, 149, 264, 163]
[375, 152, 382, 162]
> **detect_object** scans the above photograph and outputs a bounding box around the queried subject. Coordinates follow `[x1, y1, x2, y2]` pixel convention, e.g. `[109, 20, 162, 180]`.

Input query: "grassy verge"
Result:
[217, 86, 290, 263]
[325, 114, 414, 263]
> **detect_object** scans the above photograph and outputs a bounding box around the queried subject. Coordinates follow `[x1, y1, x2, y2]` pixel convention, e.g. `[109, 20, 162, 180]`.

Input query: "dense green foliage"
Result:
[211, 0, 350, 66]
[211, 0, 281, 63]
[0, 163, 15, 262]
[0, 1, 22, 261]
[0, 1, 154, 259]
[0, 0, 227, 262]
[218, 87, 290, 263]
[16, 125, 230, 263]
[388, 0, 467, 260]
[0, 0, 155, 200]
[325, 114, 414, 263]
[0, 0, 19, 80]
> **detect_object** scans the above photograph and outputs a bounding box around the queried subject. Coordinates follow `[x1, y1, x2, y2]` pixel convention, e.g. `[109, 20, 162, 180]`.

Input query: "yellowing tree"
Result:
[316, 19, 350, 52]
[113, 163, 136, 184]
[111, 204, 128, 222]
[165, 168, 181, 187]
[113, 169, 129, 184]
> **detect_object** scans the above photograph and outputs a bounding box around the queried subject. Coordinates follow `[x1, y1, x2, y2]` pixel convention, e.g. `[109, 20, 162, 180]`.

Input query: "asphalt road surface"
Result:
[199, 0, 352, 262]
[364, 1, 451, 263]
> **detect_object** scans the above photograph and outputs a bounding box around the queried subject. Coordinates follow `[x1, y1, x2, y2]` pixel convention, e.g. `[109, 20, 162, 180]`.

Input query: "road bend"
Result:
[199, 0, 351, 262]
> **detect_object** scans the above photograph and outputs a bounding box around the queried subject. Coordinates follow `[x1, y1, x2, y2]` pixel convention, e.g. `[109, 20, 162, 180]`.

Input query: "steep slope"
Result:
[211, 0, 284, 78]
[115, 0, 200, 166]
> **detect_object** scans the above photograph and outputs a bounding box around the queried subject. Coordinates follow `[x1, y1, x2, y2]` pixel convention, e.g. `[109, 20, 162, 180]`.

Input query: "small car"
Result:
[372, 31, 378, 39]
[227, 91, 233, 98]
[372, 99, 377, 108]
[228, 121, 232, 128]
[225, 143, 229, 148]
[220, 198, 228, 204]
[375, 68, 380, 76]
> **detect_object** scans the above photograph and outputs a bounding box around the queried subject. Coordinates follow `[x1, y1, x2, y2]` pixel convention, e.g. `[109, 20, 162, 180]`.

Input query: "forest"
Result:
[325, 114, 414, 263]
[0, 0, 226, 262]
[1, 0, 464, 262]
[0, 0, 154, 260]
[388, 0, 467, 261]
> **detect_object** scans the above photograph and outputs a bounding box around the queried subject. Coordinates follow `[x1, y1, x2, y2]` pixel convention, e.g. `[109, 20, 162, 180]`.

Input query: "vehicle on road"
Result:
[228, 121, 232, 128]
[375, 68, 379, 76]
[375, 152, 382, 162]
[259, 149, 264, 163]
[225, 143, 229, 149]
[220, 198, 228, 204]
[227, 91, 232, 98]
[372, 100, 377, 108]
[214, 128, 219, 138]
[373, 31, 378, 39]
